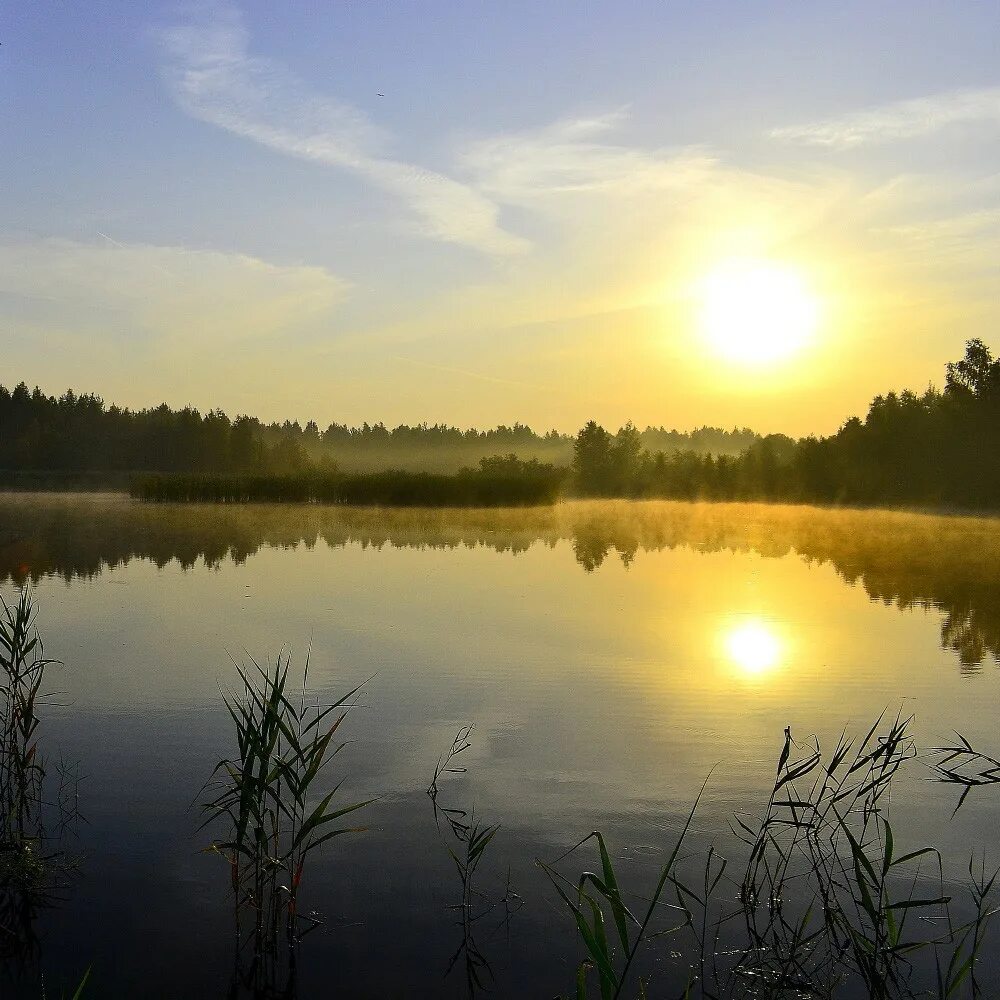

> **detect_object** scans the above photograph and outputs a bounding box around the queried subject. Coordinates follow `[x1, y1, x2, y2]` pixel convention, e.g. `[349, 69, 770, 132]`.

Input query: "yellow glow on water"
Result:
[697, 258, 819, 367]
[723, 617, 783, 677]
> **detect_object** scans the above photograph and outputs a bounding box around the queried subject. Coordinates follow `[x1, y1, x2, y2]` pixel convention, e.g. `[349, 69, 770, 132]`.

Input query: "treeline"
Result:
[5, 341, 999, 510]
[572, 340, 1000, 509]
[133, 456, 567, 507]
[572, 421, 797, 501]
[315, 422, 756, 471]
[0, 382, 756, 477]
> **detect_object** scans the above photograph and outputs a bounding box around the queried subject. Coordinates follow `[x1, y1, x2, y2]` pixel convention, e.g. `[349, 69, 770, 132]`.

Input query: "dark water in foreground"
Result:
[1, 494, 999, 998]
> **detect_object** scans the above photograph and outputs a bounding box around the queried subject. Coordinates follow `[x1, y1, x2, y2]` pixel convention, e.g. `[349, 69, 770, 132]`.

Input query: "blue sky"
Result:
[3, 2, 1000, 433]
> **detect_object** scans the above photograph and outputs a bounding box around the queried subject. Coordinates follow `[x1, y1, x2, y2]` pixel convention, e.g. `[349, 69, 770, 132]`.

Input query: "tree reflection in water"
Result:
[3, 495, 1000, 669]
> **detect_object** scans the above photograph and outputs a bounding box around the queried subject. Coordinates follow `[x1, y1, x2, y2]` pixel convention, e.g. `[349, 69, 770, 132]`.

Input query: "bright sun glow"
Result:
[723, 618, 783, 676]
[698, 258, 819, 366]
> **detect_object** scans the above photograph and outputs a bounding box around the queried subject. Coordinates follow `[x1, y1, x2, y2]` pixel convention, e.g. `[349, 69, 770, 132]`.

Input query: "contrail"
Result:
[97, 231, 174, 278]
[96, 231, 127, 249]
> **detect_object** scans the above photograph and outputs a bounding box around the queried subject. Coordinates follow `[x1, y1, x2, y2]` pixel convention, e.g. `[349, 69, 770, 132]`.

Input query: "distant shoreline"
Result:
[2, 483, 999, 522]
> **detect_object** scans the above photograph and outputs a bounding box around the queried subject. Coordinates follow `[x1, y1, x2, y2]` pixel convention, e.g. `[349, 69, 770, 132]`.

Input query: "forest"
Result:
[2, 340, 999, 510]
[0, 383, 756, 478]
[575, 339, 1000, 509]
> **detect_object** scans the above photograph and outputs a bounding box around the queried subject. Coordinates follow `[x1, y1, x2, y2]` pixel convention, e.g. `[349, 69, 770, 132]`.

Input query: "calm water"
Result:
[1, 494, 999, 997]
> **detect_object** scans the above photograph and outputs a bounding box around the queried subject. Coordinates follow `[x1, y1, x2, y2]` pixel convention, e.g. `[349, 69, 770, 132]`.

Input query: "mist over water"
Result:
[1, 495, 999, 996]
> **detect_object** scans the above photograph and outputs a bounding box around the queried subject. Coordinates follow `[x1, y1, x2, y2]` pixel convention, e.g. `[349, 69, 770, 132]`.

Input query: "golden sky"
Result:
[4, 3, 999, 435]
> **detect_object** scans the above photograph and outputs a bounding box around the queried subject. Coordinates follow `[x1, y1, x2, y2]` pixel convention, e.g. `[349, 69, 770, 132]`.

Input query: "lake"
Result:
[1, 494, 999, 998]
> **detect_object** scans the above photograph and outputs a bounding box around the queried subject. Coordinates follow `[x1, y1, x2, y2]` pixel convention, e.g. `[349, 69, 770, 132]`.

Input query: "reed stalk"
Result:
[201, 651, 372, 994]
[543, 714, 1000, 1000]
[0, 590, 56, 854]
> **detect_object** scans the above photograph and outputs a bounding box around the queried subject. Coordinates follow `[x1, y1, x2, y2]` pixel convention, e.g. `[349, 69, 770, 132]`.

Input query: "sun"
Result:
[697, 258, 819, 366]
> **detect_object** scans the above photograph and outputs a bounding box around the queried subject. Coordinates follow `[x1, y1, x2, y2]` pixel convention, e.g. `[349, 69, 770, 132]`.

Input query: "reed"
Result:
[0, 590, 56, 854]
[428, 724, 474, 803]
[539, 795, 704, 1000]
[0, 589, 82, 993]
[542, 714, 1000, 1000]
[201, 651, 372, 994]
[428, 727, 520, 997]
[132, 456, 568, 507]
[928, 734, 1000, 814]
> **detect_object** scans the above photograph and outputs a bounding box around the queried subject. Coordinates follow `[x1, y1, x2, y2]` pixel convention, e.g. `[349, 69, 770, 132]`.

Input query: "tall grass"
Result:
[201, 652, 372, 995]
[0, 590, 55, 852]
[929, 734, 1000, 814]
[132, 457, 568, 507]
[542, 714, 999, 999]
[539, 796, 704, 1000]
[0, 589, 81, 990]
[428, 727, 520, 997]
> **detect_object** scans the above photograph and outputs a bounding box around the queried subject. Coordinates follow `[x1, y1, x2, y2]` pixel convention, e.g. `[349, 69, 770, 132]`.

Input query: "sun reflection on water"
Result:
[722, 617, 783, 677]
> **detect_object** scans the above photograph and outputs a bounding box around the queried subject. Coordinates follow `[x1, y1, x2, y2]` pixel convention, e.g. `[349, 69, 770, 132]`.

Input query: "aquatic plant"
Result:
[539, 797, 703, 1000]
[428, 727, 521, 998]
[0, 590, 56, 851]
[928, 733, 1000, 814]
[201, 652, 371, 995]
[132, 456, 568, 507]
[543, 714, 999, 999]
[0, 589, 82, 991]
[428, 724, 474, 804]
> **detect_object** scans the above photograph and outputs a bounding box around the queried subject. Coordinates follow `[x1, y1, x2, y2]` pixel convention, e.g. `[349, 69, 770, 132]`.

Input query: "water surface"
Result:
[1, 495, 998, 997]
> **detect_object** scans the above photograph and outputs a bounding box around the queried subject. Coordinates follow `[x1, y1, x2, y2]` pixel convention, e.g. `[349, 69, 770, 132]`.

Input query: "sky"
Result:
[3, 1, 1000, 435]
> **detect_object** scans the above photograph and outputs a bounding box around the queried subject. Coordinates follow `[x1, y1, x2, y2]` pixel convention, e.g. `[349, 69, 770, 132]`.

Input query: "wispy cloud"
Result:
[0, 237, 346, 346]
[771, 87, 1000, 148]
[157, 3, 526, 256]
[461, 111, 718, 203]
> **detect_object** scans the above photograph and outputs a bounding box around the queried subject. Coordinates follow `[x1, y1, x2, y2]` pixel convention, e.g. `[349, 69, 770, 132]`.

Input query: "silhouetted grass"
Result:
[132, 456, 567, 507]
[427, 727, 521, 998]
[0, 590, 54, 853]
[542, 713, 1000, 999]
[0, 590, 82, 992]
[201, 652, 372, 995]
[0, 589, 80, 866]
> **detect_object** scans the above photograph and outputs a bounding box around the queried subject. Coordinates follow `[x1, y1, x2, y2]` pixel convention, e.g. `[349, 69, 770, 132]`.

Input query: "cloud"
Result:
[461, 111, 718, 203]
[158, 3, 527, 256]
[0, 237, 346, 347]
[771, 87, 1000, 149]
[360, 127, 849, 357]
